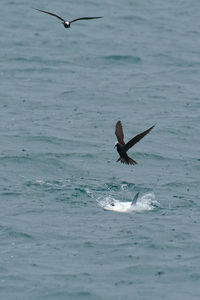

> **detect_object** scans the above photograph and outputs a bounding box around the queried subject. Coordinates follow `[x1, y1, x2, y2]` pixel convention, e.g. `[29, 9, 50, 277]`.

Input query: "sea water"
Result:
[0, 0, 200, 299]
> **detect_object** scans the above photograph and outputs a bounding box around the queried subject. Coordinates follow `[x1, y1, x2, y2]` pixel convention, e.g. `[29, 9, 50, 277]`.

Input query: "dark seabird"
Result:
[33, 8, 103, 29]
[115, 121, 155, 165]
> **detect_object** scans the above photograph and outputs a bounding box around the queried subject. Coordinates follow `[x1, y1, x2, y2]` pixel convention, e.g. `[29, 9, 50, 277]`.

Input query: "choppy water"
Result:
[0, 0, 200, 299]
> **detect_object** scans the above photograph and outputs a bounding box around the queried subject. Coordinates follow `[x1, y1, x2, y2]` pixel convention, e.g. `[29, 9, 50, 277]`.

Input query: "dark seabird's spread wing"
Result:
[115, 121, 125, 146]
[33, 8, 65, 22]
[70, 17, 103, 24]
[124, 124, 156, 152]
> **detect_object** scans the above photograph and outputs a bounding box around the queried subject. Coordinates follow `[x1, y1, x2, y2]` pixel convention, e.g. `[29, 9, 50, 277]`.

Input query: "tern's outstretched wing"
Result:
[33, 8, 65, 22]
[70, 16, 103, 24]
[124, 124, 155, 152]
[115, 121, 125, 146]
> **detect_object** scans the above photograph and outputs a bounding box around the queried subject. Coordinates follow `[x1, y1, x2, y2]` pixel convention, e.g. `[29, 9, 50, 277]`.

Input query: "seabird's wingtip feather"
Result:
[115, 120, 125, 145]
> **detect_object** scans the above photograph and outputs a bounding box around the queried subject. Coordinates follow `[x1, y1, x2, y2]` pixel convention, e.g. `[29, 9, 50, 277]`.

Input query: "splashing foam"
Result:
[98, 193, 159, 213]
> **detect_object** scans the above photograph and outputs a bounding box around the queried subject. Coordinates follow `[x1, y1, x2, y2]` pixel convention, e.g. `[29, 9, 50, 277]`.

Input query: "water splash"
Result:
[98, 192, 159, 213]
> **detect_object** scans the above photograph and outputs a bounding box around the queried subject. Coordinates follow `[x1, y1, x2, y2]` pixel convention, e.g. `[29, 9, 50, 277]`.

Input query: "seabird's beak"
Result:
[114, 142, 118, 148]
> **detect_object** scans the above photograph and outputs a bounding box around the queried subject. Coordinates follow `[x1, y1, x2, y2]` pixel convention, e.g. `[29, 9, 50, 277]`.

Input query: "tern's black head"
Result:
[63, 21, 70, 28]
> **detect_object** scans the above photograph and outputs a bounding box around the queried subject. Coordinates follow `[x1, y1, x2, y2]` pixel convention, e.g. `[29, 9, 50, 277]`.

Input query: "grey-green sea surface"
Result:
[0, 0, 200, 299]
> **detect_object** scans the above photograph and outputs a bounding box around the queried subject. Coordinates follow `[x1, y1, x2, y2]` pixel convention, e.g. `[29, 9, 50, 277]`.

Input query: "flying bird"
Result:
[33, 8, 103, 29]
[115, 121, 155, 165]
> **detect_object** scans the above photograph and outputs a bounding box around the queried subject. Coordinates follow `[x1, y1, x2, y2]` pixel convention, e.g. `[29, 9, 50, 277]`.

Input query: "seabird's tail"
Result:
[128, 157, 137, 165]
[131, 192, 139, 205]
[117, 156, 137, 165]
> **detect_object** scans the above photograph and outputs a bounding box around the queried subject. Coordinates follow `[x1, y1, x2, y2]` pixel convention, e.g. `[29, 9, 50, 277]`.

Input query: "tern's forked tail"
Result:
[117, 156, 137, 165]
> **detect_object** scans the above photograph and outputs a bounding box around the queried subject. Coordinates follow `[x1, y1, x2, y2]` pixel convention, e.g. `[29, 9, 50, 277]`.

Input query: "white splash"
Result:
[98, 192, 159, 213]
[85, 188, 93, 197]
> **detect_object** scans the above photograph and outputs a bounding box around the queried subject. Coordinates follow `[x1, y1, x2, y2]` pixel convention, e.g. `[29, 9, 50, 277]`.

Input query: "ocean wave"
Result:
[102, 54, 141, 64]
